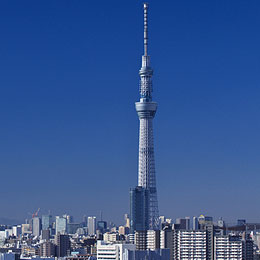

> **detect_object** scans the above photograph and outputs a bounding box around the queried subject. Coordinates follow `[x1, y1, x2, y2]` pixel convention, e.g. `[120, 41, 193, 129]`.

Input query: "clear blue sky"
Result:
[0, 0, 260, 225]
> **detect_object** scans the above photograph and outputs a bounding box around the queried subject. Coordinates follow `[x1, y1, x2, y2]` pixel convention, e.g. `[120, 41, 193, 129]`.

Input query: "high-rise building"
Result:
[193, 216, 199, 230]
[42, 215, 52, 230]
[146, 230, 160, 251]
[22, 224, 31, 234]
[130, 186, 149, 234]
[215, 235, 243, 260]
[135, 2, 159, 230]
[67, 223, 81, 234]
[41, 229, 50, 240]
[40, 241, 55, 257]
[97, 221, 107, 234]
[32, 217, 41, 237]
[87, 216, 97, 236]
[12, 225, 21, 238]
[63, 214, 73, 224]
[174, 230, 207, 260]
[55, 233, 70, 257]
[125, 214, 130, 228]
[55, 216, 67, 235]
[134, 231, 147, 251]
[160, 227, 173, 260]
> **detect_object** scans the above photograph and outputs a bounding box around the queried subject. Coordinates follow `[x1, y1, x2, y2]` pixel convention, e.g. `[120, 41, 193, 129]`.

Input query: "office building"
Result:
[55, 216, 67, 235]
[32, 217, 41, 237]
[88, 217, 97, 236]
[67, 223, 81, 234]
[55, 233, 70, 257]
[42, 215, 52, 230]
[12, 225, 21, 238]
[41, 229, 50, 240]
[175, 217, 190, 230]
[39, 241, 55, 257]
[130, 186, 149, 233]
[97, 221, 107, 234]
[193, 217, 199, 230]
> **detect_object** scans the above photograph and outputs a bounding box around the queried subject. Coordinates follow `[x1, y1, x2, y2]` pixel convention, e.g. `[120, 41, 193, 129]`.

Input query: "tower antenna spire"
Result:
[143, 3, 148, 56]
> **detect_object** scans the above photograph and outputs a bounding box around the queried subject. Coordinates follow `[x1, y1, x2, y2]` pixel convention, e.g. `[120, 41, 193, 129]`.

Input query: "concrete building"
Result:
[97, 241, 135, 260]
[12, 226, 21, 238]
[215, 235, 243, 260]
[118, 226, 129, 236]
[39, 241, 55, 257]
[174, 230, 207, 260]
[41, 229, 50, 240]
[135, 231, 147, 251]
[88, 217, 97, 236]
[160, 228, 173, 257]
[146, 230, 160, 251]
[175, 218, 190, 230]
[124, 214, 130, 229]
[22, 224, 31, 234]
[32, 217, 41, 237]
[193, 217, 199, 230]
[103, 232, 119, 242]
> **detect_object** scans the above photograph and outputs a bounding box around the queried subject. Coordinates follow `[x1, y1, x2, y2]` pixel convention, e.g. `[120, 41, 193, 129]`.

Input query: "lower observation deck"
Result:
[135, 101, 157, 118]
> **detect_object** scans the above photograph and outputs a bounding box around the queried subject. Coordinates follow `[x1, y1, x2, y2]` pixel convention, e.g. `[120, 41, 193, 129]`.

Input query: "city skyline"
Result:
[1, 0, 260, 224]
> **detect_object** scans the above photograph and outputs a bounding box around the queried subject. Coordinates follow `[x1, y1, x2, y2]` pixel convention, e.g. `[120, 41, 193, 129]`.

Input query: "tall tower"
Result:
[135, 3, 159, 230]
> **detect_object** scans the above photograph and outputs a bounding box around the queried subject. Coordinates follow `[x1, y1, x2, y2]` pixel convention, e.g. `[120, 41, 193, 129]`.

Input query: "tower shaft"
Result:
[135, 3, 159, 230]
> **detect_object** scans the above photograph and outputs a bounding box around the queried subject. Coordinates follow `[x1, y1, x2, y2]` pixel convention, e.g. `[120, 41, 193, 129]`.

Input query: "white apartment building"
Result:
[215, 235, 243, 260]
[146, 230, 160, 250]
[97, 241, 136, 260]
[175, 230, 207, 260]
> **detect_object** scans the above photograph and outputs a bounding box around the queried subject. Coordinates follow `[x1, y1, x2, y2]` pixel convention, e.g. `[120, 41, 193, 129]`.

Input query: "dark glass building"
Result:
[97, 221, 107, 234]
[130, 186, 149, 233]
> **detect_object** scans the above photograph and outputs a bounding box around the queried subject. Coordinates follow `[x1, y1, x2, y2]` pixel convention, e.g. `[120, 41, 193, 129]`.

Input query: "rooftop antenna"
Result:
[143, 3, 149, 56]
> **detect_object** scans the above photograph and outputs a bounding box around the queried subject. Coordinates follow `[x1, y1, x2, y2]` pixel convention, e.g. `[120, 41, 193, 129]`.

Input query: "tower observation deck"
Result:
[135, 3, 159, 230]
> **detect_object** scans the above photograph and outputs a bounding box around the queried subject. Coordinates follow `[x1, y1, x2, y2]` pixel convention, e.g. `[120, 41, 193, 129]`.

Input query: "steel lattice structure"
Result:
[135, 3, 159, 230]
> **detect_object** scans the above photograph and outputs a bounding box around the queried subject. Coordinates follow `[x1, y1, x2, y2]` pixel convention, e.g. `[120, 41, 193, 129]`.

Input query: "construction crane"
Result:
[32, 208, 40, 218]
